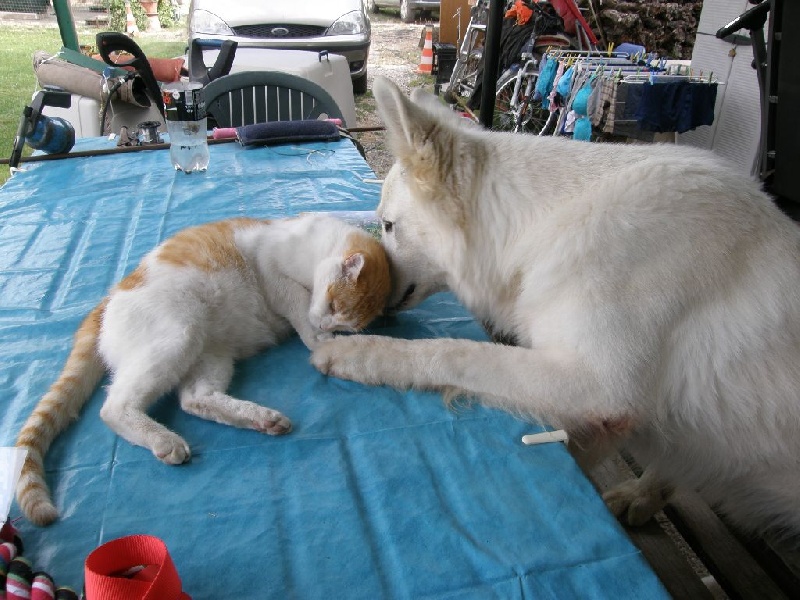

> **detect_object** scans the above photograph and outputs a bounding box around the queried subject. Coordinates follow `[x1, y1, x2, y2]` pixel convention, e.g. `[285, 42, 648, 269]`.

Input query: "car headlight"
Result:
[189, 9, 235, 36]
[327, 10, 369, 36]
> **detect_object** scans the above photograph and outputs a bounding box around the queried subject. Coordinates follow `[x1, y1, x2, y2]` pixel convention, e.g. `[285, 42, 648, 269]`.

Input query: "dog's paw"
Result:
[603, 479, 667, 526]
[312, 335, 425, 390]
[311, 335, 375, 381]
[311, 334, 412, 386]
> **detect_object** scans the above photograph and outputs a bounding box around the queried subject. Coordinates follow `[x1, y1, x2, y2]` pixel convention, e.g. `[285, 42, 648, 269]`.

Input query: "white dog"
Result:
[312, 76, 800, 538]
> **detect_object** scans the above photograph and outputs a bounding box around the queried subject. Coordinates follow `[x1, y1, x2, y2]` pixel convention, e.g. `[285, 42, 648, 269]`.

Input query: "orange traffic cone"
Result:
[125, 0, 139, 36]
[417, 25, 433, 74]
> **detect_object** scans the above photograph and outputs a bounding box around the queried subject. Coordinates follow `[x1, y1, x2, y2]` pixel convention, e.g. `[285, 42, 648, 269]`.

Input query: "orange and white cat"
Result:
[16, 213, 390, 526]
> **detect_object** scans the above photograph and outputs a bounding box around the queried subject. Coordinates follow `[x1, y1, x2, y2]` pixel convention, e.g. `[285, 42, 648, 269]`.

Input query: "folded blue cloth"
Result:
[236, 120, 340, 146]
[615, 42, 646, 57]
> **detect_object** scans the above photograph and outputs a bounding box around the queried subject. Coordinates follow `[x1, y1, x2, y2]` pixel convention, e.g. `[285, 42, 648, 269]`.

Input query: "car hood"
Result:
[193, 0, 363, 27]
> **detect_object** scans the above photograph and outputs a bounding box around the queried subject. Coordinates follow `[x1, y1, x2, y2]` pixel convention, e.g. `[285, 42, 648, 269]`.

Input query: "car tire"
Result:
[366, 0, 379, 13]
[400, 0, 415, 23]
[353, 72, 368, 95]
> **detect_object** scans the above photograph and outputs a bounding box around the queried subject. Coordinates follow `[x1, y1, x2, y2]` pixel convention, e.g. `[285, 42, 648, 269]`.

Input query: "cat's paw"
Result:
[152, 432, 191, 465]
[603, 478, 667, 526]
[254, 411, 292, 435]
[315, 331, 334, 343]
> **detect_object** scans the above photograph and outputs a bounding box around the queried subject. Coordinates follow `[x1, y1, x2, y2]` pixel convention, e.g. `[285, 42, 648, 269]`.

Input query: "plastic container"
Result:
[162, 81, 209, 173]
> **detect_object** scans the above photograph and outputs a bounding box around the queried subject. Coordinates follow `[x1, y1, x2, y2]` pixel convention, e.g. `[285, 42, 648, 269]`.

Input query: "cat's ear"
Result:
[342, 253, 365, 282]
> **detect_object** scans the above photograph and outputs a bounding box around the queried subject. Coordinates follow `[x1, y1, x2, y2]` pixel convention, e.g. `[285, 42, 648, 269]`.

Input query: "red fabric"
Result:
[505, 0, 534, 25]
[546, 0, 598, 44]
[504, 0, 598, 46]
[91, 54, 185, 83]
[84, 535, 190, 600]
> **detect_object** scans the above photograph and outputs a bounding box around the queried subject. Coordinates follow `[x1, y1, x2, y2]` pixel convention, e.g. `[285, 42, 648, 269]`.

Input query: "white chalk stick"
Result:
[521, 430, 569, 445]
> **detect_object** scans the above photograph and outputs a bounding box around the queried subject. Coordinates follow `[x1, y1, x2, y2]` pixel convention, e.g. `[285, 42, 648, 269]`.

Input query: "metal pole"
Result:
[52, 0, 81, 51]
[478, 0, 506, 128]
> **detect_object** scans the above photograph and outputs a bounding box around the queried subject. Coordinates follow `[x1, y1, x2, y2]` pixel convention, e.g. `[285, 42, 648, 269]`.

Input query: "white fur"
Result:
[311, 77, 800, 537]
[98, 214, 368, 463]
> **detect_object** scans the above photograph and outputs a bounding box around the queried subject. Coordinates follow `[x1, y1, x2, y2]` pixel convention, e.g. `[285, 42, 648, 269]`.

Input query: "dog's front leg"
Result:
[311, 335, 633, 431]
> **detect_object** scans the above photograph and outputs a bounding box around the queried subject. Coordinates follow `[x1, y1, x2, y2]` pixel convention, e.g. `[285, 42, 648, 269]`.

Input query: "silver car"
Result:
[188, 0, 371, 94]
[366, 0, 440, 24]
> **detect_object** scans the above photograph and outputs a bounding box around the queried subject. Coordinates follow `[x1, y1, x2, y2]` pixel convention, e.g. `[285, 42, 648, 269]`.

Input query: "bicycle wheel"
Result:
[493, 71, 549, 134]
[493, 72, 524, 131]
[518, 96, 550, 135]
[445, 44, 483, 104]
[444, 1, 488, 104]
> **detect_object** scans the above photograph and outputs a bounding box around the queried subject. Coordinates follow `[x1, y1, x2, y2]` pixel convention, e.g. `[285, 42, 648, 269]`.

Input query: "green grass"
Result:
[0, 24, 186, 184]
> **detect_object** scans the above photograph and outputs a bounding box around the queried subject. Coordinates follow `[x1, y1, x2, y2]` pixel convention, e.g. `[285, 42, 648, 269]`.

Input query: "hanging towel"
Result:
[635, 81, 718, 133]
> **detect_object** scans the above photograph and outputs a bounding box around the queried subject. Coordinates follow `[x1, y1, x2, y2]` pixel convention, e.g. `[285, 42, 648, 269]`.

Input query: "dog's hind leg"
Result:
[567, 417, 635, 471]
[603, 466, 675, 526]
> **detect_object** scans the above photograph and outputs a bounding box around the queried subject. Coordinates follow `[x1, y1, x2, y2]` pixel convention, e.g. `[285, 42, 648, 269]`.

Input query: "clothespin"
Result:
[607, 42, 615, 57]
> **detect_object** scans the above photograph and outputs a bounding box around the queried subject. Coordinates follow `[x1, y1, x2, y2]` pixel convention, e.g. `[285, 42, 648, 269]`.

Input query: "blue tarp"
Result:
[0, 138, 668, 598]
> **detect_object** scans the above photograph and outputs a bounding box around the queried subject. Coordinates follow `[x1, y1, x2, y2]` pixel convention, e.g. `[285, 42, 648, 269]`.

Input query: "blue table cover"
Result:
[0, 138, 669, 599]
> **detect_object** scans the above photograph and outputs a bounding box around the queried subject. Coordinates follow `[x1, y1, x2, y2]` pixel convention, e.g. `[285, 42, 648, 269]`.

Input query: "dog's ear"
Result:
[374, 76, 467, 193]
[409, 87, 460, 119]
[373, 76, 432, 162]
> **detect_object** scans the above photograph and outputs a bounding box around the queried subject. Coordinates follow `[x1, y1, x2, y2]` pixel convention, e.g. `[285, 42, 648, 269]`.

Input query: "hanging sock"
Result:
[573, 117, 592, 141]
[572, 80, 595, 141]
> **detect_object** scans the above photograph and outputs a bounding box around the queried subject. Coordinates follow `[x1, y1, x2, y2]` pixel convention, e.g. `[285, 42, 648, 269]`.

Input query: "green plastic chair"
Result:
[203, 71, 346, 128]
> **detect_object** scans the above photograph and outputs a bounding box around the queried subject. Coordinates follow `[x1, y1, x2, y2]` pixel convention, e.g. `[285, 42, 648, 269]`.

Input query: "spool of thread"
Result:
[5, 556, 33, 600]
[54, 587, 79, 600]
[31, 571, 55, 600]
[0, 541, 19, 589]
[25, 116, 75, 155]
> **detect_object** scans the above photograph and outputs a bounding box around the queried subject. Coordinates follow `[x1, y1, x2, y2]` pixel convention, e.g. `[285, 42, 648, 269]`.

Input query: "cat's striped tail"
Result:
[15, 300, 108, 526]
